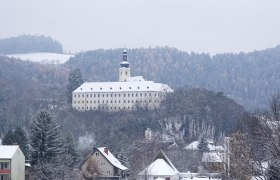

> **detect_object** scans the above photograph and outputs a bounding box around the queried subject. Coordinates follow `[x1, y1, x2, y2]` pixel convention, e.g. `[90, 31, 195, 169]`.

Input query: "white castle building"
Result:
[72, 49, 173, 111]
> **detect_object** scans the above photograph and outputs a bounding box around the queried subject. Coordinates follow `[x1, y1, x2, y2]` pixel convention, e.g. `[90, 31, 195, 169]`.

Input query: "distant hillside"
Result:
[0, 35, 63, 54]
[65, 46, 280, 109]
[0, 56, 69, 133]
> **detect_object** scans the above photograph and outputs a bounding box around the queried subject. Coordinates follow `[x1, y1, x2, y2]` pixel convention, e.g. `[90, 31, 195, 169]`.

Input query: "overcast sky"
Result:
[0, 0, 280, 54]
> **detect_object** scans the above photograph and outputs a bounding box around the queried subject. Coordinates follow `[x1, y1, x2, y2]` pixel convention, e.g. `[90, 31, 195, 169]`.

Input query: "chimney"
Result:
[104, 147, 109, 155]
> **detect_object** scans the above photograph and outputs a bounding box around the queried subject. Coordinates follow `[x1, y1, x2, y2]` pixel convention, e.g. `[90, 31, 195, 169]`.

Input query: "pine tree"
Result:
[30, 109, 63, 165]
[2, 127, 29, 158]
[63, 135, 80, 167]
[66, 67, 83, 104]
[116, 151, 131, 177]
[197, 137, 209, 153]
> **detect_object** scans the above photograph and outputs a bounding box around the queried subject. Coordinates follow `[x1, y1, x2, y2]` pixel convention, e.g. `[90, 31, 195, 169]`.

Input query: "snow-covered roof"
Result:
[184, 141, 199, 150]
[97, 147, 127, 171]
[120, 61, 129, 65]
[184, 141, 224, 151]
[25, 163, 31, 167]
[0, 145, 19, 159]
[126, 76, 145, 82]
[202, 152, 223, 162]
[73, 80, 173, 93]
[154, 150, 178, 172]
[138, 159, 178, 176]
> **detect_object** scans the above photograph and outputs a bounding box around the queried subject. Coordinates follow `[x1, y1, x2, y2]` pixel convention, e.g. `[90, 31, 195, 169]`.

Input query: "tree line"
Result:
[0, 35, 63, 54]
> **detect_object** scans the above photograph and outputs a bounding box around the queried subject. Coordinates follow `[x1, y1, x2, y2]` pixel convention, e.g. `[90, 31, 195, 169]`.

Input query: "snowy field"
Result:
[6, 52, 74, 64]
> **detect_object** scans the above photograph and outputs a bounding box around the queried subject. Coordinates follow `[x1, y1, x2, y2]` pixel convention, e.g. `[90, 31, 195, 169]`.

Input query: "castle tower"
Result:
[119, 49, 131, 82]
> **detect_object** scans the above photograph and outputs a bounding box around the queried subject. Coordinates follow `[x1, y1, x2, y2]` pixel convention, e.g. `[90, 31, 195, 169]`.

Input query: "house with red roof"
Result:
[80, 147, 128, 180]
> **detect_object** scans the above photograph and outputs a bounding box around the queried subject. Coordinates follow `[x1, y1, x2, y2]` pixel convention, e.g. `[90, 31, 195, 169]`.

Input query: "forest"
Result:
[0, 35, 63, 54]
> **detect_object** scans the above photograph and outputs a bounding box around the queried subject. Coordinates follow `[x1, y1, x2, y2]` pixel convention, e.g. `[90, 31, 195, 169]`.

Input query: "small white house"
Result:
[138, 150, 179, 180]
[0, 145, 25, 180]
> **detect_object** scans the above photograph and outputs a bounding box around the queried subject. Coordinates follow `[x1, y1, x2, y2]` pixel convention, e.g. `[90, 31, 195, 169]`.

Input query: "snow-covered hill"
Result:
[6, 52, 74, 64]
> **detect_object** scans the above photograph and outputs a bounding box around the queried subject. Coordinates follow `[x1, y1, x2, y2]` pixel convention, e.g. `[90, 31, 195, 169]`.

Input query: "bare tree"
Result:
[224, 95, 280, 180]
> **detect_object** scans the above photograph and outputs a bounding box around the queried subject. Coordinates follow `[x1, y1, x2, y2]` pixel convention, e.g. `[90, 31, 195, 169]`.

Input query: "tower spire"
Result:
[119, 49, 131, 82]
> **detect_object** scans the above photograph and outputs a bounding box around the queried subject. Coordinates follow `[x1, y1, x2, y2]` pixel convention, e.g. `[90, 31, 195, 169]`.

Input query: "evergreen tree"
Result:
[66, 67, 83, 104]
[2, 127, 29, 158]
[116, 151, 131, 177]
[30, 109, 63, 165]
[197, 137, 209, 153]
[63, 135, 80, 167]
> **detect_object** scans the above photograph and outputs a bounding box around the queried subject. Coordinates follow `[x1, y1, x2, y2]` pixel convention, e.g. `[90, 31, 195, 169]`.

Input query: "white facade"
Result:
[72, 49, 173, 111]
[0, 145, 25, 180]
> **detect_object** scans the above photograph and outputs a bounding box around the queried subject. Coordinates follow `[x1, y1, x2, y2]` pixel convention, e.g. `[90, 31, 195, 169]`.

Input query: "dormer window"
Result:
[147, 86, 149, 89]
[110, 87, 112, 90]
[80, 88, 82, 90]
[137, 87, 140, 89]
[120, 87, 122, 89]
[129, 87, 131, 89]
[100, 87, 102, 90]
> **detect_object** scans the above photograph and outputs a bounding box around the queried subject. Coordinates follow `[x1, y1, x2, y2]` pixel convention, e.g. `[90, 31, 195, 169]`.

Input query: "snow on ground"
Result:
[6, 52, 74, 64]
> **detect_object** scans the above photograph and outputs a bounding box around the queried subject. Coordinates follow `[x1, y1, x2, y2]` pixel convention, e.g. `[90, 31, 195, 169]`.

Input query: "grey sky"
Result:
[0, 0, 280, 54]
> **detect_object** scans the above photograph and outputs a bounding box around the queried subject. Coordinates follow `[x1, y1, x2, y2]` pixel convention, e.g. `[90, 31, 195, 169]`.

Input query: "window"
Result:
[94, 94, 96, 97]
[115, 94, 117, 97]
[0, 175, 9, 180]
[107, 94, 108, 97]
[0, 163, 9, 169]
[82, 95, 84, 97]
[86, 94, 88, 97]
[128, 94, 130, 97]
[124, 94, 126, 97]
[74, 95, 76, 98]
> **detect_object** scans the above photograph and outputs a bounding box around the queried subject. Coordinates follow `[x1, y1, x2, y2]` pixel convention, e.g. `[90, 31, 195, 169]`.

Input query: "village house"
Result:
[0, 145, 25, 180]
[137, 150, 179, 180]
[80, 147, 128, 180]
